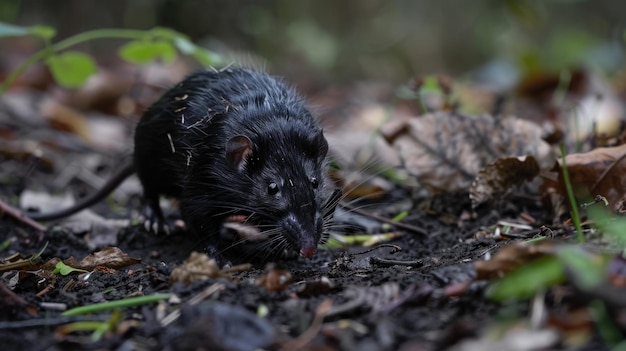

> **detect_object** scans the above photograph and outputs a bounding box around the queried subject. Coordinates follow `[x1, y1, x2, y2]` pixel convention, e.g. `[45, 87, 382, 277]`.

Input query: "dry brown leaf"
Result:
[382, 112, 554, 192]
[256, 266, 293, 292]
[72, 246, 141, 270]
[40, 99, 91, 141]
[470, 156, 541, 208]
[546, 144, 626, 211]
[169, 252, 229, 284]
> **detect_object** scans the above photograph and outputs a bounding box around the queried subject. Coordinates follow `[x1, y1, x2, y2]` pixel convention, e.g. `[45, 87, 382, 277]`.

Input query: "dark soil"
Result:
[0, 157, 570, 351]
[0, 83, 615, 351]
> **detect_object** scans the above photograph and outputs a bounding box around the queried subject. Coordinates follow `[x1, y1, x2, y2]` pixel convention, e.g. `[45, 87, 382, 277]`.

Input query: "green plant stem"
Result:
[0, 28, 150, 95]
[62, 293, 171, 316]
[559, 143, 584, 243]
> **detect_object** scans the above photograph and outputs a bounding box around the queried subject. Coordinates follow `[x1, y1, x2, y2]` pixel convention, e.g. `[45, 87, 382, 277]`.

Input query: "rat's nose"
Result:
[299, 246, 317, 258]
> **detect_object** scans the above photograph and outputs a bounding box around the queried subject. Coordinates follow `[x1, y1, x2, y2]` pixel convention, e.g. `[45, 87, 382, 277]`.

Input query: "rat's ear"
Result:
[306, 129, 328, 163]
[317, 130, 328, 161]
[302, 129, 328, 164]
[226, 135, 253, 172]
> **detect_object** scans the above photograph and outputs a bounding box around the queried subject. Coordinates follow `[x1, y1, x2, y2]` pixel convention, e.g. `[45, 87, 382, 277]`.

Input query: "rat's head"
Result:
[225, 123, 330, 258]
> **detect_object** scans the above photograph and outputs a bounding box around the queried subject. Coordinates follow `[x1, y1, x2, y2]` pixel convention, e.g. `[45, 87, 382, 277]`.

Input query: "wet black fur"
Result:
[134, 67, 331, 260]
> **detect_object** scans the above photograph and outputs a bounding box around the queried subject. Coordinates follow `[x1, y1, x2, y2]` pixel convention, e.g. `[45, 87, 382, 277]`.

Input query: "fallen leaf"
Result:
[382, 112, 554, 192]
[295, 276, 335, 298]
[470, 156, 541, 208]
[545, 144, 626, 211]
[256, 266, 292, 292]
[169, 252, 229, 283]
[40, 98, 91, 141]
[74, 246, 141, 270]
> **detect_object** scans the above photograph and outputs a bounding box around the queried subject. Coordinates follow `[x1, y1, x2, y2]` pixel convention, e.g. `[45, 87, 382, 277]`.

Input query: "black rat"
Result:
[28, 67, 339, 261]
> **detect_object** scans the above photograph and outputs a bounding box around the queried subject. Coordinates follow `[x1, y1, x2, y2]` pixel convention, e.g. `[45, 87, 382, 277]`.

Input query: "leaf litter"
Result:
[0, 61, 626, 350]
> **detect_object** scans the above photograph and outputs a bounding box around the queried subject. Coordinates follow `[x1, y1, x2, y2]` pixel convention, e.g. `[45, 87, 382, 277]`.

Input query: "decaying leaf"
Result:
[470, 156, 541, 208]
[382, 112, 554, 192]
[545, 144, 626, 212]
[295, 276, 335, 298]
[170, 252, 229, 283]
[256, 266, 292, 292]
[68, 246, 140, 270]
[40, 98, 92, 142]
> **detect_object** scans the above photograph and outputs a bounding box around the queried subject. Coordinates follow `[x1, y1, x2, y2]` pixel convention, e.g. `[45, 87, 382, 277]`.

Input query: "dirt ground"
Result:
[1, 67, 623, 350]
[0, 161, 607, 351]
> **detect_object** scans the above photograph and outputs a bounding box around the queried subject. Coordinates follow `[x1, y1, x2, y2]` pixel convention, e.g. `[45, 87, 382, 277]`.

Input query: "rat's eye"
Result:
[311, 177, 319, 189]
[267, 182, 279, 195]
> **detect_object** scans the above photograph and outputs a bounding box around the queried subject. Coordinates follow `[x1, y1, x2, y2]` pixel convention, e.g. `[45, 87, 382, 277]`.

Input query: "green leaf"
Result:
[419, 75, 444, 95]
[118, 40, 155, 64]
[153, 40, 176, 63]
[391, 211, 408, 222]
[118, 40, 177, 65]
[173, 37, 223, 67]
[46, 51, 97, 88]
[557, 246, 605, 290]
[29, 25, 56, 40]
[486, 255, 565, 301]
[173, 37, 195, 54]
[192, 48, 224, 67]
[0, 22, 30, 37]
[53, 261, 88, 276]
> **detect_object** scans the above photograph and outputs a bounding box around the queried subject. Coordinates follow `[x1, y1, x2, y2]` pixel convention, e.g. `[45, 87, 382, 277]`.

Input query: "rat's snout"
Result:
[299, 246, 317, 258]
[281, 213, 322, 258]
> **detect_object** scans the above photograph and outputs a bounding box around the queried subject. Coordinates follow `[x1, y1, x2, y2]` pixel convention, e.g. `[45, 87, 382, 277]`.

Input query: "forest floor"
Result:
[1, 64, 624, 351]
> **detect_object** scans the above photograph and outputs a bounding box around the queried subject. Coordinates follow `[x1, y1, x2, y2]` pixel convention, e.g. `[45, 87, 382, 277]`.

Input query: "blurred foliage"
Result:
[0, 0, 623, 83]
[0, 23, 222, 92]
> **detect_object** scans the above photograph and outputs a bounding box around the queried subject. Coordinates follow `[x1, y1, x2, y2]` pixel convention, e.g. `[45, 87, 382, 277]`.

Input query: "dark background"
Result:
[1, 0, 624, 86]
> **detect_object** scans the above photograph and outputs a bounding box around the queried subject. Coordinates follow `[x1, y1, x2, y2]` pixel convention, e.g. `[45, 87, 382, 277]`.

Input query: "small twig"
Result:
[500, 230, 541, 239]
[0, 199, 47, 232]
[369, 257, 423, 267]
[353, 244, 402, 256]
